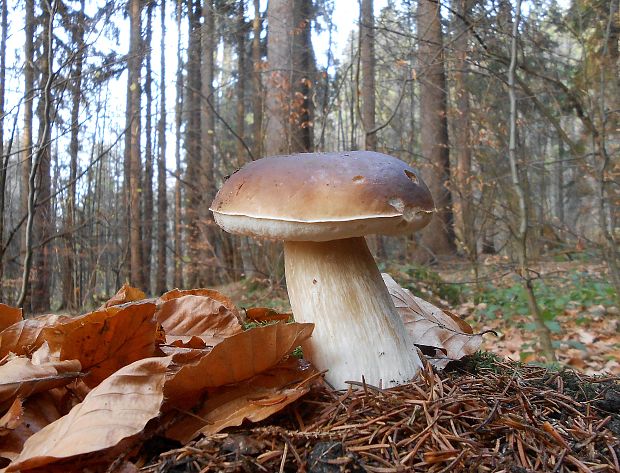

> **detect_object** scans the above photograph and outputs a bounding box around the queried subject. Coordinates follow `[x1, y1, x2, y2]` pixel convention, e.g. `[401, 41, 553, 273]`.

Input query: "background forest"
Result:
[0, 0, 618, 354]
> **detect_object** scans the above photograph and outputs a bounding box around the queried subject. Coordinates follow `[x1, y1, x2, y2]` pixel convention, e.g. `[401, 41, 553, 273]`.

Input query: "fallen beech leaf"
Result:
[54, 302, 158, 387]
[0, 304, 22, 332]
[156, 290, 242, 345]
[0, 398, 23, 435]
[159, 288, 237, 306]
[245, 307, 291, 323]
[167, 335, 208, 349]
[0, 356, 82, 407]
[0, 314, 71, 358]
[0, 391, 65, 462]
[383, 274, 487, 365]
[164, 322, 314, 406]
[166, 357, 318, 442]
[5, 356, 173, 472]
[103, 283, 146, 308]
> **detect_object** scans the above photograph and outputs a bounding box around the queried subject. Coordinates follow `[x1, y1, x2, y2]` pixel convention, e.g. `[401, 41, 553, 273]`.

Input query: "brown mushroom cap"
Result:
[210, 151, 435, 242]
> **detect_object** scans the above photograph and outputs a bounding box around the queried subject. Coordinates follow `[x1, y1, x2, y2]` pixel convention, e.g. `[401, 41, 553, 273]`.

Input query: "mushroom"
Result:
[210, 151, 434, 389]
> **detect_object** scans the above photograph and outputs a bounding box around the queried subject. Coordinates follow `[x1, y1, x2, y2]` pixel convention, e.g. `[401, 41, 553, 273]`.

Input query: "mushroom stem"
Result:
[284, 237, 422, 389]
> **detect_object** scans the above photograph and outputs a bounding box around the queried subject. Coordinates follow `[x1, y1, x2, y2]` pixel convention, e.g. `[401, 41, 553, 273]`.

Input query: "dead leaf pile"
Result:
[143, 361, 620, 473]
[0, 286, 316, 472]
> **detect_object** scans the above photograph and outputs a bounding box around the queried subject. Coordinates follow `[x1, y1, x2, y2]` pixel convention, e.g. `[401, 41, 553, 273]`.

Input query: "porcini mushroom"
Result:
[210, 151, 434, 389]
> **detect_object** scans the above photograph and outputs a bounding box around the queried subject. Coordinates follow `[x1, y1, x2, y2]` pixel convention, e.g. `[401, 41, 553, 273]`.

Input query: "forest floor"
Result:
[220, 256, 620, 376]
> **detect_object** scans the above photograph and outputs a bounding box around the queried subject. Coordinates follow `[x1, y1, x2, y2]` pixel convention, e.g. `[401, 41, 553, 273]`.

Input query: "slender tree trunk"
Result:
[202, 0, 219, 284]
[126, 0, 144, 289]
[21, 0, 35, 303]
[236, 0, 247, 163]
[184, 0, 203, 288]
[360, 0, 376, 151]
[18, 0, 56, 311]
[507, 0, 555, 361]
[556, 132, 564, 225]
[156, 0, 168, 295]
[0, 0, 8, 296]
[174, 0, 183, 289]
[30, 0, 55, 313]
[142, 3, 154, 293]
[416, 0, 456, 260]
[61, 0, 85, 312]
[236, 0, 256, 278]
[453, 0, 475, 264]
[251, 0, 263, 158]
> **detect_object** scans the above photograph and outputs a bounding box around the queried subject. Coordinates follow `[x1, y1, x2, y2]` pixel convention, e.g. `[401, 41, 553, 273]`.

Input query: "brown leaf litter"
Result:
[142, 360, 619, 473]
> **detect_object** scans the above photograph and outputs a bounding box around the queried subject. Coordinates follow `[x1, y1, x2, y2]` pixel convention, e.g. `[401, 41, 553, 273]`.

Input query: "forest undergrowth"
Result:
[223, 256, 620, 376]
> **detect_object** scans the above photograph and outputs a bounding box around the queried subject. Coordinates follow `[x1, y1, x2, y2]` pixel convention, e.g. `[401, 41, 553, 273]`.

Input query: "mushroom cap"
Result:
[210, 151, 435, 242]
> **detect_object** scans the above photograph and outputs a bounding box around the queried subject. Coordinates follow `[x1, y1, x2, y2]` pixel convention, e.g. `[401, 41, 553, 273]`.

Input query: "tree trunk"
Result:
[556, 132, 564, 225]
[264, 0, 314, 156]
[0, 0, 8, 296]
[252, 0, 263, 158]
[360, 0, 376, 151]
[60, 0, 85, 312]
[236, 0, 256, 278]
[507, 0, 555, 361]
[30, 0, 55, 313]
[416, 0, 456, 260]
[203, 0, 219, 284]
[184, 0, 203, 288]
[453, 0, 475, 263]
[156, 0, 168, 295]
[126, 0, 144, 289]
[21, 0, 35, 307]
[19, 0, 55, 312]
[142, 3, 154, 294]
[174, 0, 184, 289]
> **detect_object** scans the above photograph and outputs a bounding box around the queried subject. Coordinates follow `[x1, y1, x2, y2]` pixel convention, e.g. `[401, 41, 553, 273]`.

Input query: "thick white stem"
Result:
[284, 237, 422, 389]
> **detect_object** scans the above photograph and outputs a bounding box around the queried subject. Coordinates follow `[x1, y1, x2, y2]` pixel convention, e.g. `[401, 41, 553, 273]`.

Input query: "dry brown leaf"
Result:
[103, 283, 146, 308]
[158, 288, 237, 306]
[5, 356, 173, 472]
[245, 307, 291, 323]
[0, 398, 23, 435]
[166, 357, 318, 443]
[164, 322, 314, 407]
[0, 314, 72, 359]
[155, 290, 242, 345]
[0, 355, 82, 407]
[166, 335, 208, 349]
[0, 391, 65, 462]
[52, 302, 158, 387]
[382, 273, 486, 366]
[0, 305, 22, 333]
